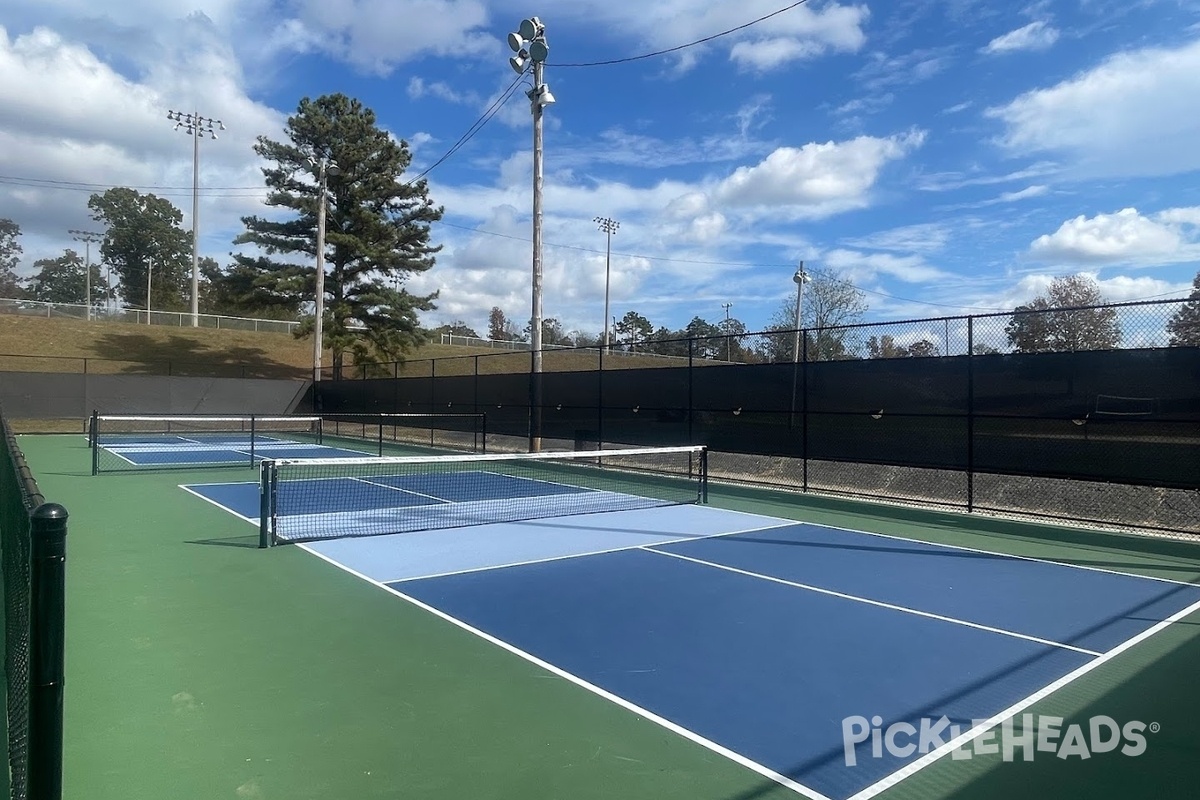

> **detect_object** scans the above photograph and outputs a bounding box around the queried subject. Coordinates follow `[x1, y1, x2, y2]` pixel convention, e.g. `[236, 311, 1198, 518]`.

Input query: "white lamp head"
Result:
[509, 51, 528, 74]
[528, 39, 549, 62]
[507, 32, 523, 52]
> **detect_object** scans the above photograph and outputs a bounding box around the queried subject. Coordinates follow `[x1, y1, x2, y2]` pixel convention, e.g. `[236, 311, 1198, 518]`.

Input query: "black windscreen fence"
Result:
[314, 344, 1200, 496]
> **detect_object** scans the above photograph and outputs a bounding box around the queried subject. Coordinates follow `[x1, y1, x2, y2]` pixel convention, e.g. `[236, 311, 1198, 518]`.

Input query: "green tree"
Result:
[88, 188, 190, 312]
[1005, 274, 1122, 352]
[905, 339, 941, 358]
[866, 334, 908, 359]
[199, 257, 302, 320]
[487, 307, 525, 341]
[0, 218, 23, 299]
[433, 320, 481, 340]
[25, 249, 107, 305]
[760, 274, 868, 362]
[717, 316, 750, 362]
[684, 316, 722, 359]
[646, 325, 689, 357]
[613, 311, 653, 350]
[234, 93, 443, 376]
[1167, 272, 1200, 346]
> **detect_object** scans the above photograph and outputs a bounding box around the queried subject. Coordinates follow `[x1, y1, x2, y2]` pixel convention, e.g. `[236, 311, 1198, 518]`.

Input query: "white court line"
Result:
[693, 502, 1200, 588]
[349, 476, 452, 504]
[177, 484, 260, 526]
[848, 593, 1200, 800]
[386, 520, 802, 584]
[643, 548, 1101, 657]
[297, 542, 833, 800]
[789, 517, 1200, 588]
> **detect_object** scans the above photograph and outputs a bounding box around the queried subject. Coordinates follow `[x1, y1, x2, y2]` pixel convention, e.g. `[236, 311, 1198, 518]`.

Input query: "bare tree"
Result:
[1005, 274, 1121, 352]
[760, 273, 868, 361]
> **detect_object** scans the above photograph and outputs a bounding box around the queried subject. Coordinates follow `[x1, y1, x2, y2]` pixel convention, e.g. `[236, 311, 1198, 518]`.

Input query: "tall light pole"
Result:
[508, 16, 555, 451]
[167, 109, 224, 327]
[146, 255, 154, 325]
[309, 156, 341, 382]
[69, 229, 102, 321]
[594, 216, 618, 352]
[792, 262, 809, 363]
[722, 302, 732, 361]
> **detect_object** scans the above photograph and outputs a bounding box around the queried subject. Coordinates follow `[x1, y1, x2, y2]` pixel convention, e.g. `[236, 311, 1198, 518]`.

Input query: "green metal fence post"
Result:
[29, 501, 68, 800]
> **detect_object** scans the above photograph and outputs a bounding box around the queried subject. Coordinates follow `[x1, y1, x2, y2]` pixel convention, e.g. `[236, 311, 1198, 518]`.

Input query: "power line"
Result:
[406, 71, 529, 184]
[549, 1, 812, 67]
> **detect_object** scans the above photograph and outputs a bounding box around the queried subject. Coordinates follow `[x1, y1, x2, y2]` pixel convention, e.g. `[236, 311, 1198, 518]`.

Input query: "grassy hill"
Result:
[0, 314, 696, 378]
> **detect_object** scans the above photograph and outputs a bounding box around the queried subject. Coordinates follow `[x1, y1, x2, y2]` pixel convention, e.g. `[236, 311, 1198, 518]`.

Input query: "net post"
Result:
[699, 447, 709, 504]
[378, 418, 384, 457]
[480, 412, 487, 454]
[249, 415, 257, 466]
[258, 461, 275, 548]
[89, 412, 99, 476]
[87, 410, 97, 448]
[28, 501, 67, 800]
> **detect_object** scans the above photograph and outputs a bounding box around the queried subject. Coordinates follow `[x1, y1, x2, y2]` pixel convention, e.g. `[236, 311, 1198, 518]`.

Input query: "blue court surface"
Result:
[182, 472, 1200, 800]
[96, 432, 370, 467]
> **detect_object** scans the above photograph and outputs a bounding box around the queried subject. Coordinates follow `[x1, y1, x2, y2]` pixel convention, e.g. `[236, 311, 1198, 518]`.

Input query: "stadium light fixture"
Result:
[506, 15, 554, 451]
[167, 109, 225, 327]
[69, 229, 103, 320]
[594, 217, 619, 352]
[792, 263, 809, 364]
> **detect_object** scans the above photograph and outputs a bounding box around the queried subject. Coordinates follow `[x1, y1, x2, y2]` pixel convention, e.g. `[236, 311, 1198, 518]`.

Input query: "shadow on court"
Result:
[186, 534, 260, 549]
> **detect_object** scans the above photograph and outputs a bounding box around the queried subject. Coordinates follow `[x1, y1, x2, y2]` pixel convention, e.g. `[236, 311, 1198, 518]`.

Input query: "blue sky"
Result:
[2, 0, 1199, 338]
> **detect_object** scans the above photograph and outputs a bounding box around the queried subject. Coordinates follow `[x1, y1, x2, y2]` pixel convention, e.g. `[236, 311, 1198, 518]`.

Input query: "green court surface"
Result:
[17, 433, 1200, 800]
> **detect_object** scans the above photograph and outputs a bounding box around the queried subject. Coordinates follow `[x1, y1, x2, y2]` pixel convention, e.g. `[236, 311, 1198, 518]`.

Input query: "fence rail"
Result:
[0, 298, 302, 334]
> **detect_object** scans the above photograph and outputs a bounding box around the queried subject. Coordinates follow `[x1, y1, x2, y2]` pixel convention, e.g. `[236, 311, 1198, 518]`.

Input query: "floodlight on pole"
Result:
[167, 109, 224, 327]
[69, 229, 103, 321]
[594, 217, 619, 352]
[308, 156, 341, 382]
[792, 262, 808, 364]
[506, 15, 553, 452]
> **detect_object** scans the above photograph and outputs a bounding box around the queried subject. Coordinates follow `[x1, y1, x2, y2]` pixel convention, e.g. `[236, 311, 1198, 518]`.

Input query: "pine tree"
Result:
[234, 94, 443, 376]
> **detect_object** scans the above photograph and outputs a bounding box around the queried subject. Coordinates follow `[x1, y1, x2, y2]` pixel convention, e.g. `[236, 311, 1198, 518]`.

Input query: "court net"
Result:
[89, 413, 323, 474]
[258, 444, 708, 547]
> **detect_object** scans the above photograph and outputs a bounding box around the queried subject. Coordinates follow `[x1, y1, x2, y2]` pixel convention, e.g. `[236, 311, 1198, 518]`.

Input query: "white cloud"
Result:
[618, 1, 870, 73]
[1029, 207, 1200, 265]
[981, 21, 1059, 55]
[407, 77, 475, 105]
[0, 23, 284, 274]
[713, 131, 925, 217]
[284, 0, 493, 75]
[841, 223, 951, 254]
[856, 46, 955, 91]
[987, 37, 1200, 177]
[823, 248, 953, 284]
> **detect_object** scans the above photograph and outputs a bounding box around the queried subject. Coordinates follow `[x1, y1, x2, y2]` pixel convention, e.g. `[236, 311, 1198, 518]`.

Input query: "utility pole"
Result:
[167, 110, 224, 327]
[69, 230, 103, 320]
[594, 217, 619, 352]
[309, 156, 341, 381]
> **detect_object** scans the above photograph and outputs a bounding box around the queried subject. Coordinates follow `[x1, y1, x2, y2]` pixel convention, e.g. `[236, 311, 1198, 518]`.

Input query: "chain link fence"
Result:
[319, 299, 1200, 538]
